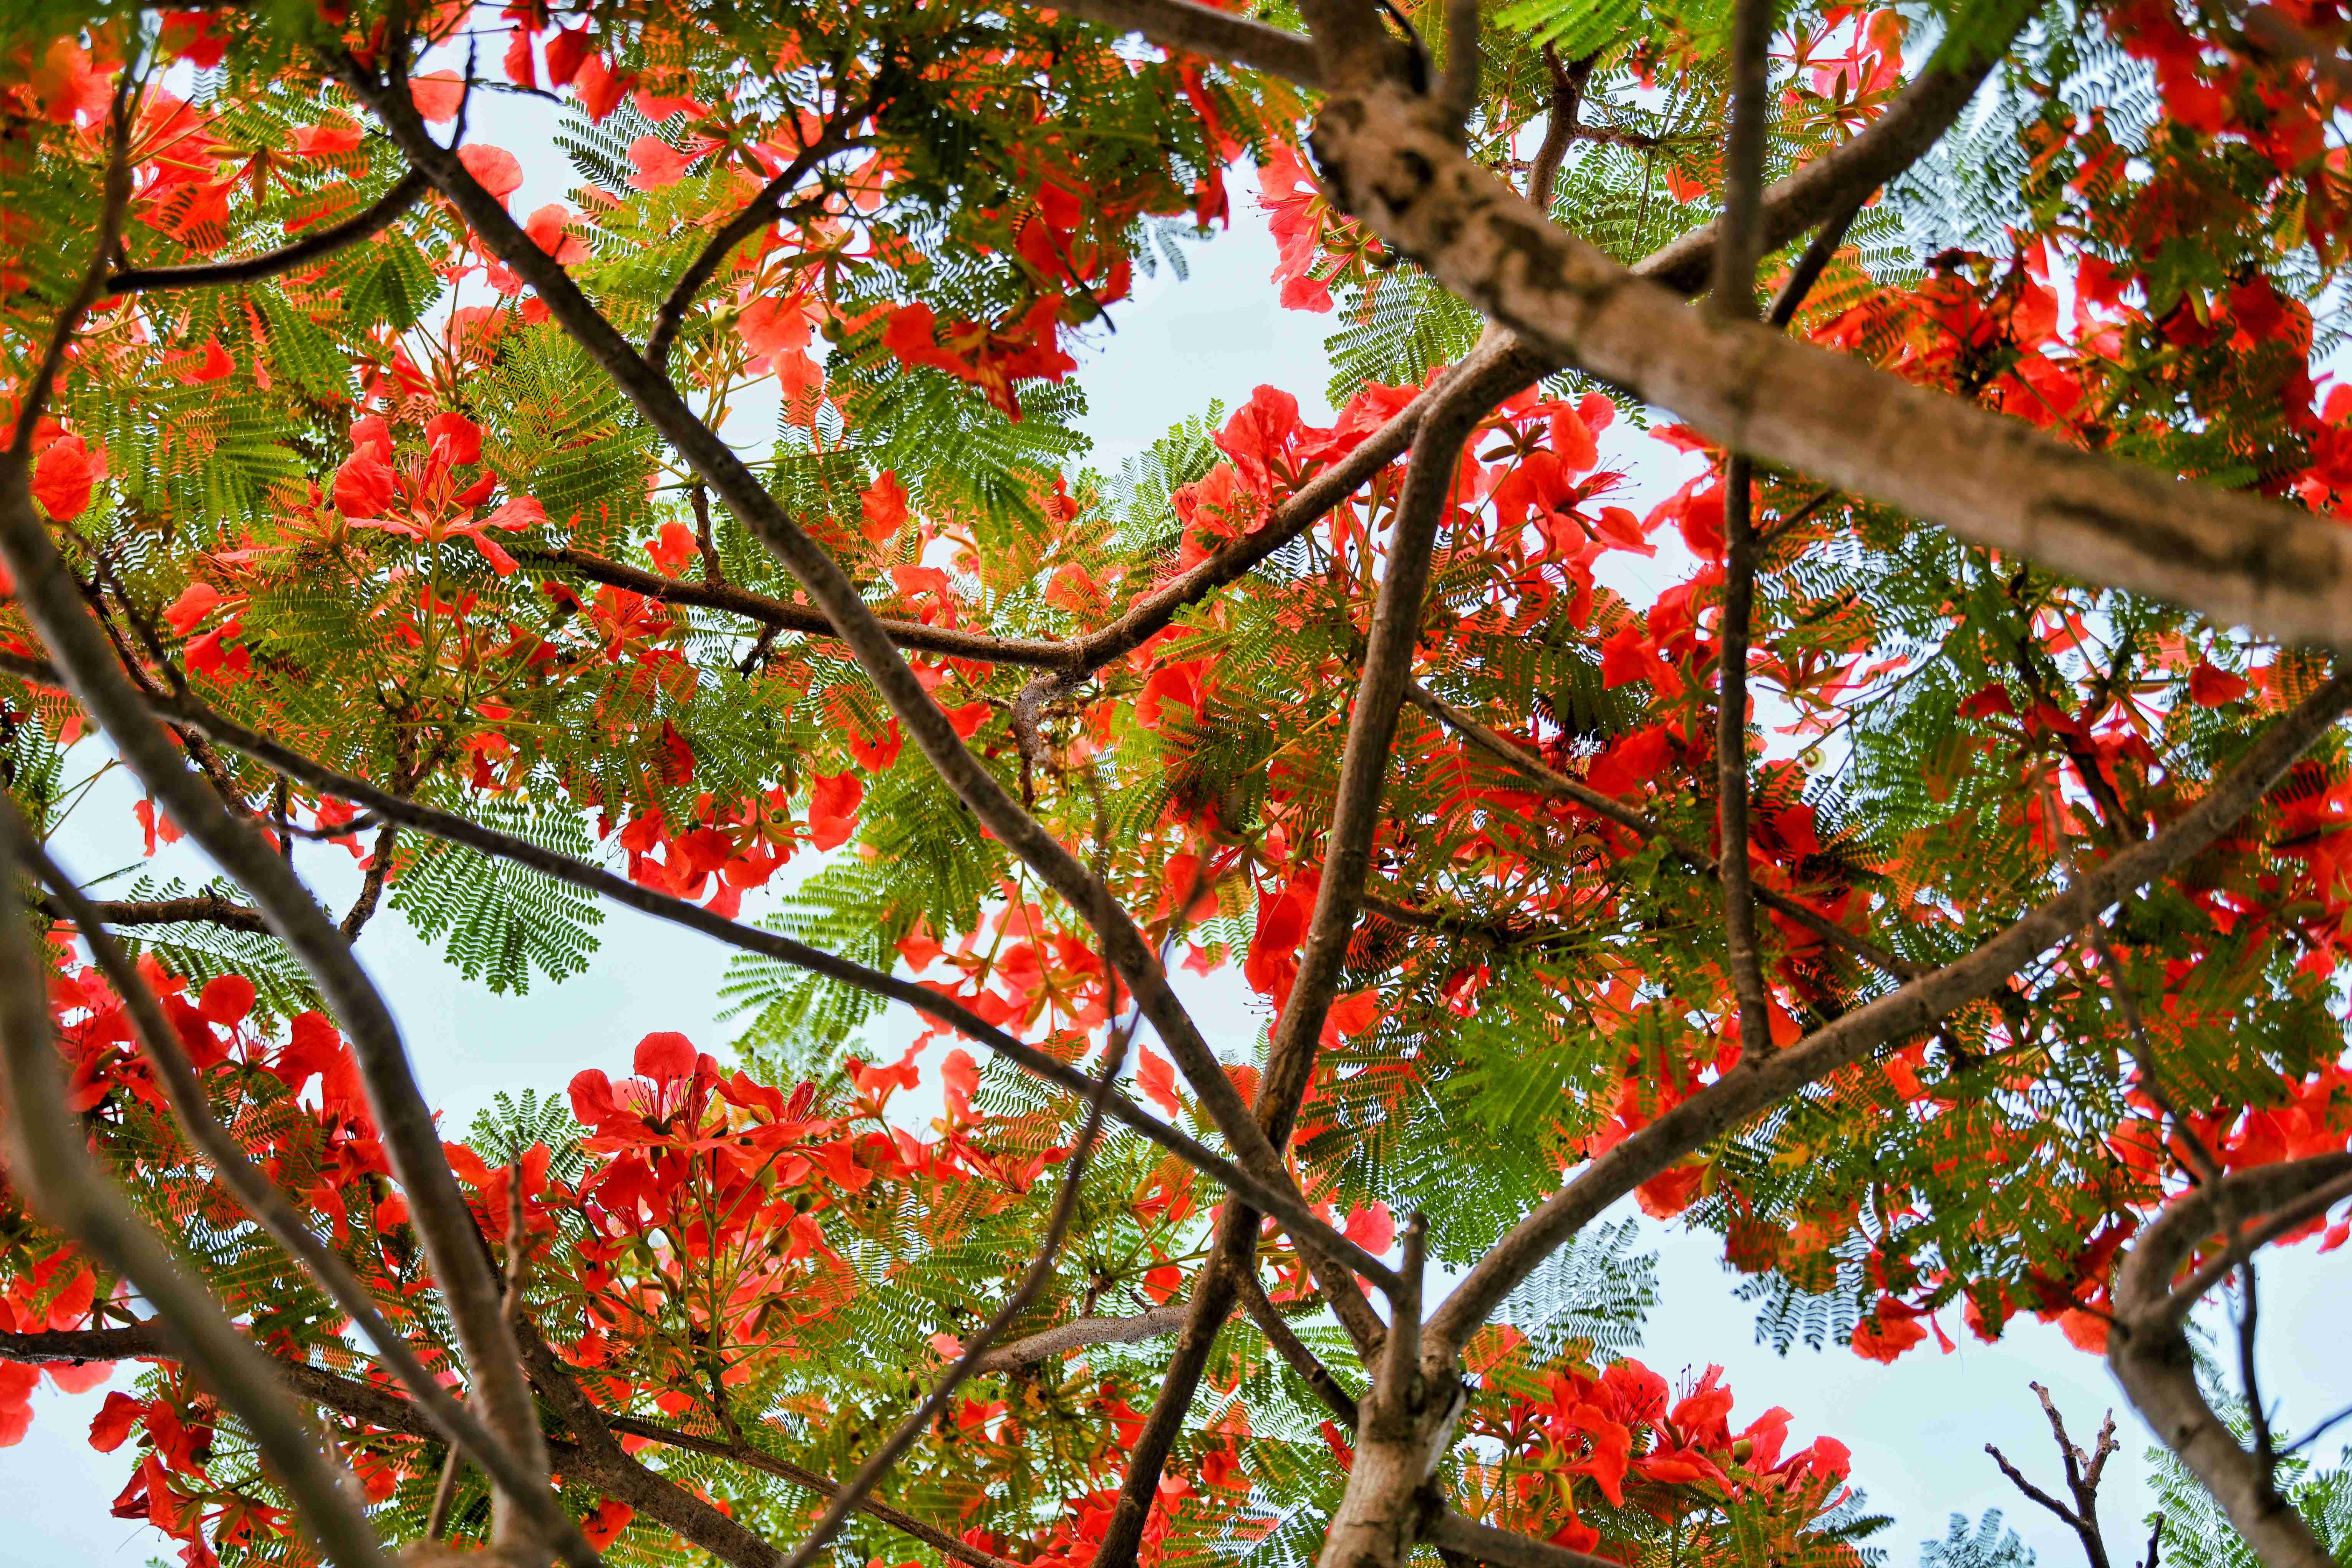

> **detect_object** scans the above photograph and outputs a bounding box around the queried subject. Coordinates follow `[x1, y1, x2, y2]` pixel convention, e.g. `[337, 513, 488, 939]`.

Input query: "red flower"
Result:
[31, 436, 94, 520]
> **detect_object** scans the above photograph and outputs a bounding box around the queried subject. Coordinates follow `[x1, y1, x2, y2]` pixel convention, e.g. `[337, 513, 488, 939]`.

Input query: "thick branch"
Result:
[1424, 674, 2352, 1360]
[2111, 1155, 2352, 1568]
[1308, 68, 2352, 653]
[1033, 0, 1328, 87]
[106, 169, 429, 295]
[970, 1304, 1191, 1372]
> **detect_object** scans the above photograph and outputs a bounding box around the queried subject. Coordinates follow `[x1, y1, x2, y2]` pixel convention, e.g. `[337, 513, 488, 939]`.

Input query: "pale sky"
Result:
[7, 76, 2349, 1568]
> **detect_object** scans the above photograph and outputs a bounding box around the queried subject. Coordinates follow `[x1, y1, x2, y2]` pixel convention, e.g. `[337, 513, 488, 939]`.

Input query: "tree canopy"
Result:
[1, 2, 2350, 1568]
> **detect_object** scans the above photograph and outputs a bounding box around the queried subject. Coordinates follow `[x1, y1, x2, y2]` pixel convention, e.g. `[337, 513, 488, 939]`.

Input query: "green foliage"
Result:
[388, 797, 605, 994]
[1920, 1510, 2037, 1568]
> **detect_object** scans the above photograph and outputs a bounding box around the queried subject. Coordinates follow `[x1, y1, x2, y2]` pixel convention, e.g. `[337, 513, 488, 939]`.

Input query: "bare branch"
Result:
[971, 1304, 1191, 1372]
[1985, 1382, 2118, 1568]
[528, 545, 1073, 668]
[1424, 674, 2352, 1361]
[1988, 1444, 2087, 1536]
[2112, 1154, 2352, 1568]
[107, 170, 429, 296]
[1029, 0, 1328, 88]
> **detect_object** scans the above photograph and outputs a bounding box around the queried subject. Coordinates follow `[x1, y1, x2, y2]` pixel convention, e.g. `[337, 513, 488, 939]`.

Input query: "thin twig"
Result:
[646, 110, 874, 368]
[772, 1009, 1139, 1568]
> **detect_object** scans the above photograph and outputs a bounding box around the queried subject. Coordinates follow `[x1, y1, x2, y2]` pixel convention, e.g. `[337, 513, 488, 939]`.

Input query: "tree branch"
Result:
[336, 58, 1411, 1465]
[1232, 1261, 1361, 1425]
[0, 819, 395, 1568]
[2, 141, 554, 1556]
[1985, 1382, 2117, 1568]
[1716, 458, 1774, 1061]
[1523, 48, 1598, 211]
[106, 169, 429, 296]
[646, 109, 872, 368]
[2111, 1154, 2352, 1568]
[1306, 51, 2352, 655]
[1423, 1505, 1621, 1568]
[1085, 321, 1498, 1568]
[37, 889, 270, 932]
[1423, 673, 2352, 1362]
[529, 546, 1073, 668]
[1032, 0, 1329, 87]
[970, 1304, 1192, 1372]
[1708, 0, 1774, 314]
[9, 813, 602, 1566]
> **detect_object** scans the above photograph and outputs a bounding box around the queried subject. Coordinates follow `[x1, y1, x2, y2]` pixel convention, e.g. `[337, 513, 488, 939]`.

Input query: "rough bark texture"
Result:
[1307, 83, 2352, 653]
